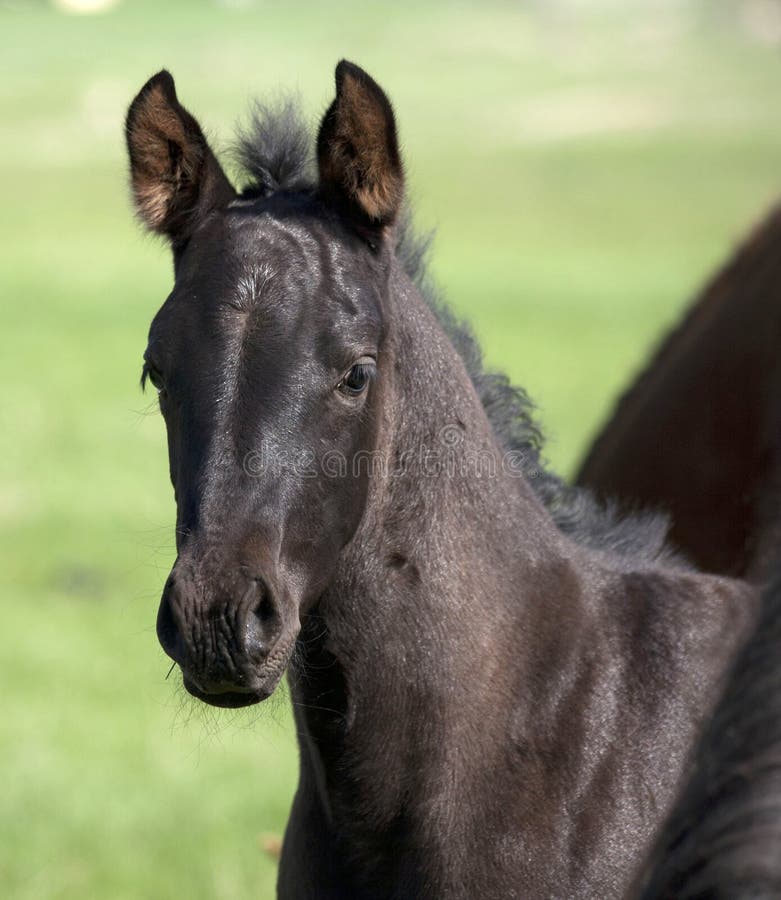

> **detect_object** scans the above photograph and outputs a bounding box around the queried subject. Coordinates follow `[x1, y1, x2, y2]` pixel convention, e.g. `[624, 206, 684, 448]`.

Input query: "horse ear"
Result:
[125, 70, 236, 246]
[317, 61, 404, 239]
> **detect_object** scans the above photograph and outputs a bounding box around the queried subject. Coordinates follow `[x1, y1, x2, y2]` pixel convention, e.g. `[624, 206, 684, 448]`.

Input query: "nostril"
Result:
[244, 583, 280, 658]
[157, 582, 183, 663]
[255, 594, 276, 626]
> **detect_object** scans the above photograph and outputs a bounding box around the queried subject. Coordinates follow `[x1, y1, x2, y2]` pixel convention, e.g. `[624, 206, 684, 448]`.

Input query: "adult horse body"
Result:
[578, 203, 781, 580]
[126, 64, 757, 898]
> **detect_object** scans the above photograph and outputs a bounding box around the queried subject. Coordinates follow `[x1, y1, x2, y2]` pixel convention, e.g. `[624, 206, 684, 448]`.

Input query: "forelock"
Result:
[232, 96, 315, 197]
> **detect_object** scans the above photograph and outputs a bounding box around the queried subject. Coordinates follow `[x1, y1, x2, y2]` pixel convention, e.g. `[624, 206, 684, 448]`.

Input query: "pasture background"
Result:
[1, 0, 780, 897]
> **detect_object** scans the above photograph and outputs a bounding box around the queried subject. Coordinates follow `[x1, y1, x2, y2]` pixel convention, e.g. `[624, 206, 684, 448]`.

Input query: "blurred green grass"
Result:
[1, 1, 780, 897]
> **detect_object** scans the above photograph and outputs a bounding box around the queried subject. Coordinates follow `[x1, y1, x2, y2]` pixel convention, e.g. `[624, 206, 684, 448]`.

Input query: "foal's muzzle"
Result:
[157, 565, 296, 708]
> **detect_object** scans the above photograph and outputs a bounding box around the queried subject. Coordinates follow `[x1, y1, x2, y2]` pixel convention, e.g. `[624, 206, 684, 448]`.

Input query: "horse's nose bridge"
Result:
[170, 551, 246, 607]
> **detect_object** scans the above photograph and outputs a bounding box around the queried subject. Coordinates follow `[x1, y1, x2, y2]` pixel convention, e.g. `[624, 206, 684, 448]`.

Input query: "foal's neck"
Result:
[284, 267, 758, 899]
[334, 262, 568, 626]
[295, 264, 576, 794]
[285, 267, 756, 898]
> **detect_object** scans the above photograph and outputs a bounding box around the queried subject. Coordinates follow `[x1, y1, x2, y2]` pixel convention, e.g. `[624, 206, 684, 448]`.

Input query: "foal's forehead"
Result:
[159, 200, 386, 356]
[225, 205, 320, 272]
[209, 201, 381, 314]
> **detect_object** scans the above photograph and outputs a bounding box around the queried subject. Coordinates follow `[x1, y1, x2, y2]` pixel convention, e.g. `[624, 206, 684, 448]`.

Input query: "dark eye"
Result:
[142, 362, 165, 393]
[339, 360, 375, 396]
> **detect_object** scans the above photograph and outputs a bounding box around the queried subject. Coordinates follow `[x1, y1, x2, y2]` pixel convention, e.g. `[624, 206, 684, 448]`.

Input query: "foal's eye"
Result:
[338, 359, 376, 396]
[142, 363, 165, 393]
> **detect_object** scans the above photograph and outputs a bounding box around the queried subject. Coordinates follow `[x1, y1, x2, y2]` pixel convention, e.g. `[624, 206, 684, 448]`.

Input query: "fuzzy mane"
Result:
[232, 99, 674, 564]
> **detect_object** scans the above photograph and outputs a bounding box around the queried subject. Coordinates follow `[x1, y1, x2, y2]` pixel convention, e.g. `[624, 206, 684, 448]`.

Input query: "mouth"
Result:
[171, 628, 298, 709]
[182, 675, 270, 709]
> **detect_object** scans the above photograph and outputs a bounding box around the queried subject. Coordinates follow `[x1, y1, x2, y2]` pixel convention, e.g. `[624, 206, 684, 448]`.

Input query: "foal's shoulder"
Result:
[602, 560, 759, 659]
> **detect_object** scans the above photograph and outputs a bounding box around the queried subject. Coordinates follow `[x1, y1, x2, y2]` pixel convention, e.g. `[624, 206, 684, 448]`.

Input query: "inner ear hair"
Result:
[125, 70, 235, 243]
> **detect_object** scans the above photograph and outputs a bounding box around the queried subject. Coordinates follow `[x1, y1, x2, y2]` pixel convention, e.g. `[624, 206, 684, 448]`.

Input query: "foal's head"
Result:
[127, 63, 404, 707]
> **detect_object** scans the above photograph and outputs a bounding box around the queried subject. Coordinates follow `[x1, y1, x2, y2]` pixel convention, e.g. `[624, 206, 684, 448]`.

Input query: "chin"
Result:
[182, 677, 270, 708]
